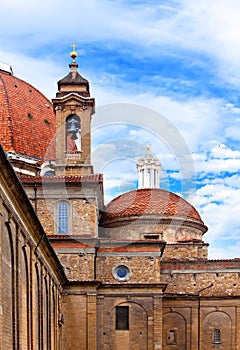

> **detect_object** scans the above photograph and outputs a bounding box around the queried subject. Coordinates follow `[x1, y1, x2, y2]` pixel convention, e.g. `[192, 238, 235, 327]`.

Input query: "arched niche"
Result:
[202, 310, 232, 350]
[163, 311, 186, 350]
[2, 222, 15, 347]
[101, 301, 148, 350]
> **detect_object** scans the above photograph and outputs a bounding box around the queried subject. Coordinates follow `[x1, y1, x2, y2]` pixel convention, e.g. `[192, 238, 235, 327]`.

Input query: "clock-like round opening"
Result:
[113, 265, 131, 282]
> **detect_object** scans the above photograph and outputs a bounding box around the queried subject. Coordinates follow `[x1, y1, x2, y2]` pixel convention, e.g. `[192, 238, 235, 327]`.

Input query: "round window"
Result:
[113, 265, 131, 282]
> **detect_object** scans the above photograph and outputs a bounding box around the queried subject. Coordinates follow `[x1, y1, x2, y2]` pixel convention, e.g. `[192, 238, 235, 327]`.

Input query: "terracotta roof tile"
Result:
[102, 188, 202, 222]
[0, 70, 56, 160]
[19, 174, 103, 183]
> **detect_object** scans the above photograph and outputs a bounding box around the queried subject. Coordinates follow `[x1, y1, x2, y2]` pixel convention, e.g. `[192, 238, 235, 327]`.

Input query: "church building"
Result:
[0, 49, 240, 350]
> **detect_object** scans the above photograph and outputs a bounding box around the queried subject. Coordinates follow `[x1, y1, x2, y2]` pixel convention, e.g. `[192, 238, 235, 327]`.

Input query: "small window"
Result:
[213, 329, 221, 343]
[57, 202, 69, 233]
[116, 306, 129, 330]
[144, 233, 160, 240]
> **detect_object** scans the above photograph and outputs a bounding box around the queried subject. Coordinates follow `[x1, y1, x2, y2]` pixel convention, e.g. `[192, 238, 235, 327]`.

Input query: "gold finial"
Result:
[146, 144, 151, 153]
[70, 42, 77, 61]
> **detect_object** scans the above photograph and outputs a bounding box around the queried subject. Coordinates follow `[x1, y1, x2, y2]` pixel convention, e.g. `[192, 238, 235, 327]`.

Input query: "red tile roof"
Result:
[0, 70, 56, 160]
[19, 174, 103, 183]
[102, 188, 202, 222]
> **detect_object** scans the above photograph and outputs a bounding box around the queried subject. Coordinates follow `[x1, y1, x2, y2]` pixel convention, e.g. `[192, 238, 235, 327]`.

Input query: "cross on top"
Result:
[71, 43, 77, 52]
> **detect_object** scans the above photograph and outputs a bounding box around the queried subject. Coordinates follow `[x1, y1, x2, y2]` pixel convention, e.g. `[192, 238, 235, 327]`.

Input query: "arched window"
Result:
[213, 328, 221, 343]
[57, 201, 70, 233]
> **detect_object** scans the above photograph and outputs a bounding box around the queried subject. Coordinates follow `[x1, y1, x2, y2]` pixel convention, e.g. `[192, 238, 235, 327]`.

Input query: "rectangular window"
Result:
[57, 202, 69, 233]
[116, 306, 129, 330]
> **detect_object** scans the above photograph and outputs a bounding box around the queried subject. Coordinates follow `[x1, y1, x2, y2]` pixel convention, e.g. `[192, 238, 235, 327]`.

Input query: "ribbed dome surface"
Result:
[0, 70, 56, 160]
[102, 188, 202, 222]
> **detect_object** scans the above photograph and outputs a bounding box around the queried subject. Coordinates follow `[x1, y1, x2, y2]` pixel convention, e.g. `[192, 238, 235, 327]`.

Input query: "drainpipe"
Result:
[34, 183, 37, 213]
[94, 244, 99, 280]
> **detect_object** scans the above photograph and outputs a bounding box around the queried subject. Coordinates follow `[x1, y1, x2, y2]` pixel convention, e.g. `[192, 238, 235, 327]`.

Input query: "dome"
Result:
[101, 188, 206, 231]
[0, 69, 56, 161]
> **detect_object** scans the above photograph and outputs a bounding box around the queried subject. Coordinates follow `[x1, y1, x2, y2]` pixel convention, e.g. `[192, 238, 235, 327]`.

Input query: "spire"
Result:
[137, 146, 161, 189]
[69, 43, 79, 79]
[52, 46, 95, 176]
[56, 44, 90, 98]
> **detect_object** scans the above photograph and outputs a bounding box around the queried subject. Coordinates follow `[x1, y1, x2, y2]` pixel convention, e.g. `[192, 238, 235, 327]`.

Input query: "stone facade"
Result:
[0, 145, 66, 350]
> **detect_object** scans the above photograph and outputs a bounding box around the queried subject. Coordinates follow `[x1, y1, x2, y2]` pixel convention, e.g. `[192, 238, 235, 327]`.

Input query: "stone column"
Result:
[191, 303, 199, 350]
[153, 295, 163, 350]
[87, 292, 97, 350]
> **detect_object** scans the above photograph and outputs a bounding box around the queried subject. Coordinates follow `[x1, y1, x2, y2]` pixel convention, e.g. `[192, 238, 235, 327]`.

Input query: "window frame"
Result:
[112, 265, 131, 282]
[115, 306, 129, 331]
[55, 200, 71, 234]
[213, 328, 221, 344]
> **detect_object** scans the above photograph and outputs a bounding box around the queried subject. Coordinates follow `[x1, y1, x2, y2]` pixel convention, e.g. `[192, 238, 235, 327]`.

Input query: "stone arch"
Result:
[163, 311, 187, 350]
[43, 274, 49, 350]
[111, 300, 148, 314]
[202, 310, 232, 350]
[111, 301, 148, 350]
[2, 221, 15, 348]
[103, 301, 148, 350]
[21, 244, 30, 349]
[51, 285, 56, 349]
[33, 263, 41, 350]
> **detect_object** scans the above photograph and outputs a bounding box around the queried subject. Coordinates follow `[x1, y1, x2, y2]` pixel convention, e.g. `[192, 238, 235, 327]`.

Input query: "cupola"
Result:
[137, 145, 161, 189]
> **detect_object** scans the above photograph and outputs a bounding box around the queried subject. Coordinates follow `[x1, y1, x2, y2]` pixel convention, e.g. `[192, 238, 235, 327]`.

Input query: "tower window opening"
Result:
[147, 168, 151, 187]
[154, 169, 157, 187]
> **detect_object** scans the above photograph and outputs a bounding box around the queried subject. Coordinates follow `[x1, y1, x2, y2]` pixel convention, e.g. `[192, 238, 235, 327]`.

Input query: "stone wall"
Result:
[162, 241, 209, 260]
[161, 259, 240, 296]
[96, 255, 161, 284]
[0, 150, 65, 350]
[23, 183, 100, 237]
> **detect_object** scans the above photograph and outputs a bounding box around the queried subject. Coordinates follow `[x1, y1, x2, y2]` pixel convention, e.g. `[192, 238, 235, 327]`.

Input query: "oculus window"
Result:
[113, 265, 131, 282]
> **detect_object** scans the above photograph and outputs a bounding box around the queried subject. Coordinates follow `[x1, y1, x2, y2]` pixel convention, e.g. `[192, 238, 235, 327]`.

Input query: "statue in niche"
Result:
[66, 115, 81, 151]
[167, 329, 176, 345]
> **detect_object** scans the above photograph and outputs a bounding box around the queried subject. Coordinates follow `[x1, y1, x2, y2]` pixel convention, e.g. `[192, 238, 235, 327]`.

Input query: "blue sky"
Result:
[1, 0, 240, 259]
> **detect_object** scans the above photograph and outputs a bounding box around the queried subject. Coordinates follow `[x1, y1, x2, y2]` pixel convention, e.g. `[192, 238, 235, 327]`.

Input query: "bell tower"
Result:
[52, 47, 95, 176]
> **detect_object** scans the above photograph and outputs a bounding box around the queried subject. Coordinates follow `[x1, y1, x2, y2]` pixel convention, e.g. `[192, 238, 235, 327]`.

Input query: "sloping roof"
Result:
[58, 71, 89, 86]
[19, 174, 103, 183]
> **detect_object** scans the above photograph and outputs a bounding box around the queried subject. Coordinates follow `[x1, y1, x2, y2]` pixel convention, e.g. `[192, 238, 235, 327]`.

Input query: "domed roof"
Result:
[101, 188, 203, 224]
[0, 69, 56, 160]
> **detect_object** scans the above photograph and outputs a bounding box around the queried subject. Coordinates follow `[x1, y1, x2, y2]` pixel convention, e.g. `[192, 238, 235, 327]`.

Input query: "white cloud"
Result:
[1, 0, 240, 259]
